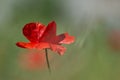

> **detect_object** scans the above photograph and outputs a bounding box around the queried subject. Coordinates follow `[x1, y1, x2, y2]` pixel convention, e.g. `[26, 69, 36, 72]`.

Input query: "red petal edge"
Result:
[59, 33, 75, 44]
[16, 42, 36, 49]
[16, 42, 50, 50]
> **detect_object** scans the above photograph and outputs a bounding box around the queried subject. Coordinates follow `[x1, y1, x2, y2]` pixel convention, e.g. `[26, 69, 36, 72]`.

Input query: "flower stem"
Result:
[45, 49, 51, 73]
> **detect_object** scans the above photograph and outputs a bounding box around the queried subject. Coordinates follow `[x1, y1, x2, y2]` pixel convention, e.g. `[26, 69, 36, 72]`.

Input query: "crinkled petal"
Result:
[49, 44, 66, 55]
[40, 21, 56, 42]
[59, 33, 75, 44]
[23, 22, 46, 42]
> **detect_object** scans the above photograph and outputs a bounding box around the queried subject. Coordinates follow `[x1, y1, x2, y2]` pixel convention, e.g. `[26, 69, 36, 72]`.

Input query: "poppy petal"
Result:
[40, 21, 56, 42]
[23, 22, 46, 42]
[35, 42, 50, 49]
[50, 44, 66, 55]
[50, 33, 65, 44]
[59, 33, 75, 44]
[16, 42, 37, 49]
[16, 42, 50, 50]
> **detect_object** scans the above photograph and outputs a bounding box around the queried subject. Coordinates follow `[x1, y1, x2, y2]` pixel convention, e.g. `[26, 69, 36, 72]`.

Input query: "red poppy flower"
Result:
[16, 21, 75, 55]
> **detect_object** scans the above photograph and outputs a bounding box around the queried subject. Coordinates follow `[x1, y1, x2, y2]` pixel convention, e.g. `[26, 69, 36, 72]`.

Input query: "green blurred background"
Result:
[0, 0, 120, 80]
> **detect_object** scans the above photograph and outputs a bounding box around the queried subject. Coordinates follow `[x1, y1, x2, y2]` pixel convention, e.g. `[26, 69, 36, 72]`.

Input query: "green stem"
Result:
[45, 49, 51, 73]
